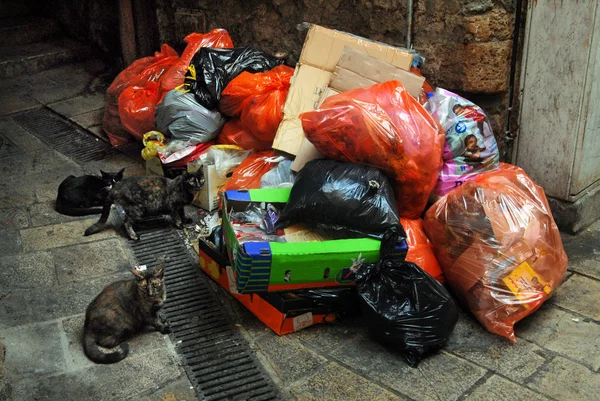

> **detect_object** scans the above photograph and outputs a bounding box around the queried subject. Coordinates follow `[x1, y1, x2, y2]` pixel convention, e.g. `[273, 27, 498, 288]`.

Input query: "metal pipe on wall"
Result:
[406, 0, 413, 49]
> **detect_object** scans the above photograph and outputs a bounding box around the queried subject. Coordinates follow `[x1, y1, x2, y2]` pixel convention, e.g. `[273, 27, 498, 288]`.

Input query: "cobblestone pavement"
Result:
[0, 60, 599, 401]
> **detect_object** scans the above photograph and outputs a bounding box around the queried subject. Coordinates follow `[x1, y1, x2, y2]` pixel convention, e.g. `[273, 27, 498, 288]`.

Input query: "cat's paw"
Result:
[158, 324, 171, 334]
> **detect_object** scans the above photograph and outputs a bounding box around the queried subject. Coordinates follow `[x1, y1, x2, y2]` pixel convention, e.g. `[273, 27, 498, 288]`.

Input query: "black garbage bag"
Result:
[355, 230, 458, 368]
[185, 47, 284, 109]
[276, 160, 405, 239]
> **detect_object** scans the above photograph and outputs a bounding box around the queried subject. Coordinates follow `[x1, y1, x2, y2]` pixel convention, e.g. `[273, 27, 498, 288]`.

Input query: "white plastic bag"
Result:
[199, 146, 253, 178]
[155, 89, 225, 143]
[260, 159, 295, 188]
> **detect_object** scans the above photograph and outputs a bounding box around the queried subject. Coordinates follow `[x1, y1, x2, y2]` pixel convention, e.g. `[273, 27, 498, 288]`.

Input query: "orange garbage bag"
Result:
[103, 44, 178, 146]
[400, 218, 444, 283]
[216, 119, 272, 151]
[423, 163, 568, 341]
[118, 82, 160, 140]
[220, 65, 293, 142]
[220, 151, 279, 192]
[301, 80, 445, 218]
[159, 29, 234, 99]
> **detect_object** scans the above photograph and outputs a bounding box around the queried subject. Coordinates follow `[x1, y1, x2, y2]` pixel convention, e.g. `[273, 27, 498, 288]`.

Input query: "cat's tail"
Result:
[83, 333, 129, 364]
[56, 202, 104, 216]
[84, 200, 112, 236]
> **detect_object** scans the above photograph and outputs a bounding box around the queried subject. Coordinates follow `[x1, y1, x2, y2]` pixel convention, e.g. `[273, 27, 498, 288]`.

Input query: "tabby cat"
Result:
[83, 258, 170, 364]
[56, 169, 125, 216]
[84, 170, 204, 240]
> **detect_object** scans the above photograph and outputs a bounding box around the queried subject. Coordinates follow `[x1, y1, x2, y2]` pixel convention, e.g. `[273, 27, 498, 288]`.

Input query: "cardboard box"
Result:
[222, 188, 408, 293]
[290, 87, 340, 172]
[273, 24, 413, 157]
[198, 239, 358, 335]
[187, 164, 228, 212]
[332, 47, 425, 98]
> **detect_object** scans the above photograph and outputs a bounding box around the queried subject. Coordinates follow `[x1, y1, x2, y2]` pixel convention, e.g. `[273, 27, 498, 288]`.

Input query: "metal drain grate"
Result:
[11, 108, 115, 163]
[129, 227, 281, 401]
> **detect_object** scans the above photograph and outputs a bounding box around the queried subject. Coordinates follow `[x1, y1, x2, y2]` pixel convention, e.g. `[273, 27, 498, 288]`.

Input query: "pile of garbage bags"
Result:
[102, 25, 568, 368]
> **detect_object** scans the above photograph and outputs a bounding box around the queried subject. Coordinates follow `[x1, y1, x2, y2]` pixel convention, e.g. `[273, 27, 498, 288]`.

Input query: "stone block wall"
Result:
[156, 0, 520, 160]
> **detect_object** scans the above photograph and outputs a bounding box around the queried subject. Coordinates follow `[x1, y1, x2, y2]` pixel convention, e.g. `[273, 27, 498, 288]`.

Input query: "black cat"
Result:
[56, 169, 125, 216]
[84, 170, 204, 240]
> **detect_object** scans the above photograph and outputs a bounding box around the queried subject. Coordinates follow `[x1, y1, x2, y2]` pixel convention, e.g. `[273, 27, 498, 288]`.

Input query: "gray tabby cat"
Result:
[84, 171, 204, 240]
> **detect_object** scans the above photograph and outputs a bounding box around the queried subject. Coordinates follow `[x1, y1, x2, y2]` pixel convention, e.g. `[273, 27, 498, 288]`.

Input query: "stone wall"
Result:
[156, 0, 518, 160]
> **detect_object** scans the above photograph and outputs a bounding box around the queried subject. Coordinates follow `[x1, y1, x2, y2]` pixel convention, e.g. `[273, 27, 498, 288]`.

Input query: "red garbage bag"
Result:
[301, 80, 445, 218]
[118, 82, 160, 140]
[220, 151, 278, 192]
[216, 119, 272, 151]
[103, 44, 178, 146]
[423, 163, 568, 341]
[159, 29, 234, 99]
[400, 218, 445, 283]
[220, 65, 293, 142]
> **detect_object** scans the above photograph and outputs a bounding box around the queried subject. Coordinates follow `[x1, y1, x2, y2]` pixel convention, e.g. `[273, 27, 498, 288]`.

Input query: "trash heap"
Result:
[103, 24, 568, 367]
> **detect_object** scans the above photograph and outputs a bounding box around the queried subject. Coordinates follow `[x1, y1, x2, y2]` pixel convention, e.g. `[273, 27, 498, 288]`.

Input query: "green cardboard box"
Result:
[222, 188, 408, 293]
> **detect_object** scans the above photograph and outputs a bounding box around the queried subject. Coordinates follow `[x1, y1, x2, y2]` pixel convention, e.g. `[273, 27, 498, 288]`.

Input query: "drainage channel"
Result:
[11, 108, 115, 163]
[129, 227, 281, 401]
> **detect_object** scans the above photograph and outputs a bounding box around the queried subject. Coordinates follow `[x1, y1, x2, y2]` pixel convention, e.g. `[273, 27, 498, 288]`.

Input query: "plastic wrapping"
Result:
[355, 230, 458, 367]
[216, 119, 272, 151]
[423, 163, 568, 341]
[219, 151, 279, 192]
[300, 80, 445, 219]
[276, 160, 404, 239]
[260, 159, 295, 189]
[410, 66, 435, 105]
[220, 65, 294, 142]
[185, 47, 284, 109]
[425, 88, 499, 199]
[159, 29, 234, 98]
[118, 82, 160, 140]
[103, 44, 178, 146]
[199, 145, 253, 178]
[155, 89, 225, 143]
[400, 218, 444, 283]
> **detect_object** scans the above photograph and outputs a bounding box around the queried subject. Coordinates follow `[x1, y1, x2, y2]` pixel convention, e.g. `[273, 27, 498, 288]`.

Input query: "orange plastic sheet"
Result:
[400, 218, 444, 283]
[220, 151, 278, 192]
[216, 119, 272, 151]
[301, 80, 445, 218]
[423, 163, 568, 341]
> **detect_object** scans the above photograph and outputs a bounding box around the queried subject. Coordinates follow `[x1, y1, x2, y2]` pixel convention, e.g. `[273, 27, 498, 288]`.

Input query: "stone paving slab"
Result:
[29, 200, 87, 227]
[0, 272, 128, 328]
[526, 357, 600, 401]
[0, 181, 36, 208]
[0, 251, 56, 288]
[52, 238, 132, 284]
[551, 273, 600, 321]
[11, 346, 182, 401]
[0, 206, 29, 231]
[0, 132, 24, 158]
[516, 305, 600, 371]
[446, 309, 548, 382]
[20, 218, 119, 251]
[329, 335, 487, 401]
[47, 93, 105, 118]
[289, 362, 407, 401]
[465, 374, 551, 401]
[70, 109, 103, 129]
[0, 320, 66, 377]
[137, 375, 198, 401]
[0, 230, 21, 255]
[0, 118, 45, 152]
[562, 220, 600, 280]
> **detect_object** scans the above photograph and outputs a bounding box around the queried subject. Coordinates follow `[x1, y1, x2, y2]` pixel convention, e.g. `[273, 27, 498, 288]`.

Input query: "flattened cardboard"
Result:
[300, 25, 413, 72]
[145, 157, 165, 177]
[332, 47, 426, 98]
[273, 65, 332, 156]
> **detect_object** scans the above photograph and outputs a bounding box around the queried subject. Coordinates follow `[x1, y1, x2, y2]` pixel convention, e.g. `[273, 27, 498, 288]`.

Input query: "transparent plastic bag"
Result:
[155, 89, 225, 143]
[220, 65, 294, 142]
[425, 88, 500, 199]
[400, 218, 444, 283]
[103, 44, 178, 146]
[219, 151, 279, 192]
[216, 118, 272, 151]
[423, 163, 568, 341]
[199, 145, 253, 178]
[260, 159, 294, 189]
[300, 80, 445, 219]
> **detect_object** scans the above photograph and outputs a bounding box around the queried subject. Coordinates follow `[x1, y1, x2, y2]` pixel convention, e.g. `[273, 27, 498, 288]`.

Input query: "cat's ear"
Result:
[100, 170, 109, 179]
[116, 168, 125, 180]
[129, 267, 146, 280]
[152, 259, 166, 279]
